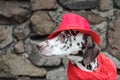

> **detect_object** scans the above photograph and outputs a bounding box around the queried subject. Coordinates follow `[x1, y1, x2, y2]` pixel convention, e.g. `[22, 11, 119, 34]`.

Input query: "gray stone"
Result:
[0, 42, 15, 55]
[102, 51, 120, 69]
[99, 0, 113, 11]
[114, 0, 120, 8]
[25, 39, 32, 55]
[25, 38, 35, 55]
[0, 53, 47, 76]
[14, 21, 30, 40]
[48, 7, 67, 32]
[15, 41, 25, 54]
[24, 38, 45, 55]
[108, 13, 120, 60]
[0, 25, 13, 49]
[0, 18, 11, 25]
[16, 77, 31, 80]
[46, 67, 67, 80]
[91, 21, 107, 50]
[29, 51, 61, 67]
[49, 7, 66, 25]
[0, 1, 30, 24]
[58, 0, 98, 10]
[31, 11, 55, 35]
[31, 0, 58, 11]
[62, 58, 69, 68]
[99, 9, 114, 18]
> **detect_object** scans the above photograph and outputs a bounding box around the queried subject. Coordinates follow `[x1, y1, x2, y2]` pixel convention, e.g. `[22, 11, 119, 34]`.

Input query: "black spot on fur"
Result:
[71, 30, 76, 36]
[67, 46, 69, 49]
[65, 30, 69, 34]
[83, 34, 88, 44]
[73, 37, 76, 40]
[51, 46, 54, 48]
[70, 43, 72, 47]
[62, 34, 65, 38]
[73, 50, 83, 56]
[78, 50, 83, 57]
[79, 60, 85, 66]
[87, 64, 92, 70]
[76, 31, 79, 34]
[77, 43, 80, 46]
[81, 42, 85, 49]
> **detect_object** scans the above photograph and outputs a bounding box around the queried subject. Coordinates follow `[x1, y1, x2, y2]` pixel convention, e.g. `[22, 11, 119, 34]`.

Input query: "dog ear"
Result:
[83, 36, 100, 65]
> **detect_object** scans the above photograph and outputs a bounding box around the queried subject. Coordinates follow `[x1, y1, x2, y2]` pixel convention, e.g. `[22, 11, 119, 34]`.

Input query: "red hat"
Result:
[48, 13, 100, 44]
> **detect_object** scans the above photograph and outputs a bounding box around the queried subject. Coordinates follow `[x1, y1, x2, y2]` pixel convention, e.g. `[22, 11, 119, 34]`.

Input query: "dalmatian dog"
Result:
[34, 30, 100, 72]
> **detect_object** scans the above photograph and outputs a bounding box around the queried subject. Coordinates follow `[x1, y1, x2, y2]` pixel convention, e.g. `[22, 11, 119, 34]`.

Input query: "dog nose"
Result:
[36, 45, 40, 49]
[37, 45, 42, 49]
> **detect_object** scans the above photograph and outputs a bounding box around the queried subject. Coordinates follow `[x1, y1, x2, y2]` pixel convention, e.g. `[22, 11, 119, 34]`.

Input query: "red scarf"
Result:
[67, 53, 117, 80]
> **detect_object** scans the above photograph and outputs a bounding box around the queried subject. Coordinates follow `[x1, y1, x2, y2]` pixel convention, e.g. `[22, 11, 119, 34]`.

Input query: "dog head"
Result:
[31, 30, 100, 65]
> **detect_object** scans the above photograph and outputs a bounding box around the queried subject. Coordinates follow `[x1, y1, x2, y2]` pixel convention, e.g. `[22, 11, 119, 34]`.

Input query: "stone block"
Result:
[58, 0, 98, 10]
[31, 11, 55, 35]
[31, 0, 58, 11]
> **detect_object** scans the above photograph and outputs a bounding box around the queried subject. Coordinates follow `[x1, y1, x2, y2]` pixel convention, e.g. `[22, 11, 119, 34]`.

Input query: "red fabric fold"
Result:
[67, 53, 117, 80]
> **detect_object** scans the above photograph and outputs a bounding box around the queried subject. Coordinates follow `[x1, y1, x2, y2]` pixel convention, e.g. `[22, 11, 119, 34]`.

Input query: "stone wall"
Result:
[0, 0, 120, 80]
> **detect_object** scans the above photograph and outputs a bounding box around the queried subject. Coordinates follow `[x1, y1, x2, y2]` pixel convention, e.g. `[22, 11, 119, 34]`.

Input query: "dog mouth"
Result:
[70, 50, 83, 57]
[71, 52, 82, 56]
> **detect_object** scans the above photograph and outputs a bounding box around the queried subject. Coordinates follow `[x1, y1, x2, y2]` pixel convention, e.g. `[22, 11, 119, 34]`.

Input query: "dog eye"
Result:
[59, 34, 65, 39]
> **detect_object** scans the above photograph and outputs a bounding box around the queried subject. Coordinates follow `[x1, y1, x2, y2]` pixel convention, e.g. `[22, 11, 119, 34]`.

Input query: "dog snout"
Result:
[36, 45, 40, 49]
[37, 44, 43, 50]
[37, 42, 48, 50]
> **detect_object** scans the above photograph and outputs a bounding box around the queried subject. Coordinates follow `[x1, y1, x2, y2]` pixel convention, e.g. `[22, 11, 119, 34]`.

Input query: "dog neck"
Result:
[73, 59, 98, 72]
[67, 56, 98, 72]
